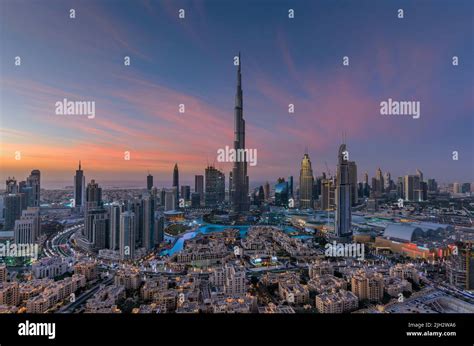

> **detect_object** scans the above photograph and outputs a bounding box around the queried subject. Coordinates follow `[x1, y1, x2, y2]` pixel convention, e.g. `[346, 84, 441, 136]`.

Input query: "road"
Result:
[44, 224, 81, 258]
[57, 276, 114, 313]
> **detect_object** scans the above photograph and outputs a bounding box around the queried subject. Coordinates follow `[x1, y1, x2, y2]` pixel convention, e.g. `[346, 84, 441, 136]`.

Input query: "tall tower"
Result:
[74, 161, 85, 209]
[119, 211, 135, 260]
[299, 152, 314, 209]
[147, 173, 153, 191]
[335, 144, 352, 238]
[173, 163, 179, 208]
[27, 170, 40, 207]
[231, 53, 249, 212]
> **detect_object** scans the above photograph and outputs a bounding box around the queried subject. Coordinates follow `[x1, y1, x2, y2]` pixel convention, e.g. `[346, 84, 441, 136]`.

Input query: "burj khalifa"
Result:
[231, 53, 250, 213]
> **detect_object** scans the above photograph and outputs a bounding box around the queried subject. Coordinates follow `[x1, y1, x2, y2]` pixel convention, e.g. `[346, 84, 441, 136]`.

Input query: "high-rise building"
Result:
[427, 178, 438, 193]
[119, 211, 135, 260]
[397, 177, 404, 199]
[173, 163, 179, 207]
[191, 193, 200, 208]
[275, 179, 289, 207]
[363, 172, 370, 197]
[147, 173, 153, 191]
[86, 179, 102, 209]
[299, 152, 314, 209]
[74, 161, 85, 209]
[384, 172, 391, 192]
[142, 195, 155, 250]
[255, 186, 265, 206]
[453, 182, 461, 194]
[27, 170, 40, 207]
[205, 165, 225, 207]
[93, 217, 109, 250]
[14, 207, 40, 243]
[154, 212, 165, 245]
[461, 183, 471, 193]
[287, 176, 294, 199]
[404, 175, 421, 201]
[84, 179, 105, 244]
[85, 208, 108, 246]
[164, 189, 176, 211]
[180, 185, 191, 201]
[264, 181, 270, 201]
[14, 219, 35, 244]
[314, 175, 324, 202]
[5, 177, 18, 194]
[108, 203, 122, 251]
[348, 161, 358, 206]
[416, 168, 424, 183]
[127, 198, 142, 244]
[4, 194, 22, 231]
[230, 53, 250, 213]
[194, 175, 204, 205]
[372, 168, 384, 196]
[18, 181, 33, 208]
[335, 144, 352, 238]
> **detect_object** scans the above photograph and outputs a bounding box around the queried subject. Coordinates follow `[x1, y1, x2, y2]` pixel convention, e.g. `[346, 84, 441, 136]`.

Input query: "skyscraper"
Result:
[416, 168, 424, 183]
[74, 161, 85, 209]
[404, 175, 421, 201]
[374, 168, 384, 196]
[173, 163, 179, 208]
[275, 179, 289, 207]
[142, 195, 155, 250]
[384, 171, 391, 192]
[181, 185, 191, 201]
[27, 170, 40, 207]
[205, 165, 225, 207]
[84, 179, 105, 244]
[147, 173, 153, 191]
[6, 177, 18, 194]
[363, 172, 370, 197]
[164, 189, 176, 211]
[108, 203, 122, 251]
[4, 194, 22, 231]
[86, 179, 102, 208]
[288, 176, 294, 199]
[195, 175, 204, 203]
[335, 144, 352, 238]
[119, 211, 135, 260]
[18, 181, 33, 208]
[263, 181, 270, 201]
[299, 152, 314, 209]
[230, 53, 249, 213]
[154, 212, 165, 245]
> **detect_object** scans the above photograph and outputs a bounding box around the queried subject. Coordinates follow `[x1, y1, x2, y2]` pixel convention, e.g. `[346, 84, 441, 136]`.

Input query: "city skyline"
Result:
[1, 0, 473, 187]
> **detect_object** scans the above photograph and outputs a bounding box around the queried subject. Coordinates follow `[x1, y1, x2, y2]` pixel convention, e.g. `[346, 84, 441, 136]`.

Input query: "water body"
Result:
[162, 224, 302, 256]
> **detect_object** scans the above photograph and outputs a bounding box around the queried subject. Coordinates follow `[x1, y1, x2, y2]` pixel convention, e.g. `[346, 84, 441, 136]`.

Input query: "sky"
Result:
[0, 0, 473, 189]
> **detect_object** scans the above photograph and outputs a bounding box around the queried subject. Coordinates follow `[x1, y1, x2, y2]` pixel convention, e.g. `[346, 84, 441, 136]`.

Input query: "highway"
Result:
[44, 224, 81, 258]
